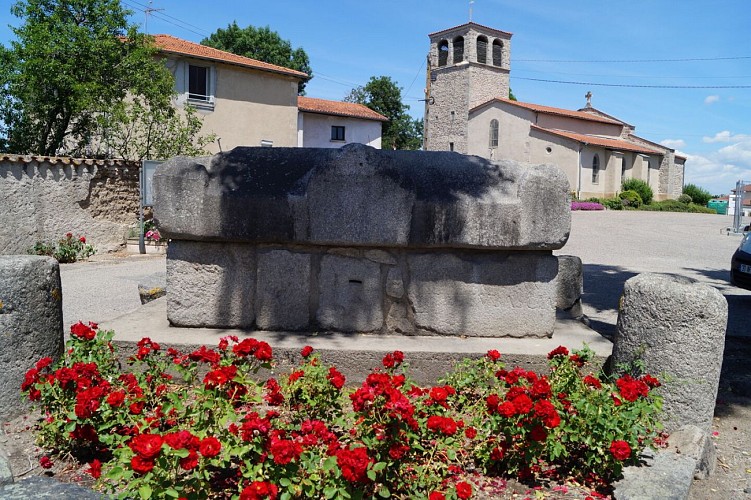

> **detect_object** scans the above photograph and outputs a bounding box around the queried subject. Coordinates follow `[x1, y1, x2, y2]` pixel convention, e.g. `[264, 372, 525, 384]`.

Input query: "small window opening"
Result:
[492, 40, 503, 66]
[453, 36, 464, 63]
[476, 35, 488, 64]
[438, 40, 449, 66]
[331, 126, 345, 141]
[188, 65, 209, 101]
[489, 119, 499, 148]
[449, 142, 455, 152]
[592, 154, 600, 184]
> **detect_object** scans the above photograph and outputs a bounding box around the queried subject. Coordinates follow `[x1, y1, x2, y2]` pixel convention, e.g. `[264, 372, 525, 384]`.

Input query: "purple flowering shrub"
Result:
[571, 201, 605, 211]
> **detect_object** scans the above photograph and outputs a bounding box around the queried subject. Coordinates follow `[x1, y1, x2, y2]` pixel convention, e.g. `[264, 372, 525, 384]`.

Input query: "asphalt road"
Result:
[59, 210, 750, 338]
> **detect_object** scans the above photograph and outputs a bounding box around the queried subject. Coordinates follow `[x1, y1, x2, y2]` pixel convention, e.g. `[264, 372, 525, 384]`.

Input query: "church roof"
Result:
[471, 98, 623, 125]
[152, 34, 308, 79]
[298, 97, 388, 122]
[429, 22, 512, 39]
[530, 125, 665, 155]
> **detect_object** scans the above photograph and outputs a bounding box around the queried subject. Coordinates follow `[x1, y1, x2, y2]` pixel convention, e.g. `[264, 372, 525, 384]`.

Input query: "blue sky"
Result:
[2, 0, 750, 195]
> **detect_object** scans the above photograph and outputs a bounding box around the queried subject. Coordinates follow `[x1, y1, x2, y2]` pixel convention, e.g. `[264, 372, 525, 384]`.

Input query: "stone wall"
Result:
[0, 155, 141, 255]
[155, 144, 571, 338]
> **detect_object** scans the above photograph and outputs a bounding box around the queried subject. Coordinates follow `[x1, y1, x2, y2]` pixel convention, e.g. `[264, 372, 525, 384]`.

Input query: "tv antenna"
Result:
[469, 0, 475, 22]
[144, 1, 164, 34]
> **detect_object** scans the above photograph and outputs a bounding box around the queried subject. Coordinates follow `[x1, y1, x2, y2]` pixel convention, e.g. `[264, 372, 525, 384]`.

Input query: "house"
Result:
[297, 97, 387, 148]
[423, 22, 685, 200]
[152, 35, 387, 153]
[153, 34, 307, 153]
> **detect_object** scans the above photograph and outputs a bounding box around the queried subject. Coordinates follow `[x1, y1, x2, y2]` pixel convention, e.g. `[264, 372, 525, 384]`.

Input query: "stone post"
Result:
[556, 255, 583, 318]
[0, 256, 64, 421]
[611, 273, 727, 433]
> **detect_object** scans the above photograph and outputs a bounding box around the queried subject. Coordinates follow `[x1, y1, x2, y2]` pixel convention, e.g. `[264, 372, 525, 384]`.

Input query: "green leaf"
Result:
[372, 461, 387, 472]
[139, 484, 153, 500]
[279, 477, 292, 487]
[324, 487, 338, 499]
[377, 486, 391, 498]
[165, 488, 180, 498]
[366, 469, 377, 481]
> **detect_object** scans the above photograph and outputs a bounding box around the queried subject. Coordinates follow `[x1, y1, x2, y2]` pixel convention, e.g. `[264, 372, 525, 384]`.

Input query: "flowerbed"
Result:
[22, 323, 664, 499]
[570, 201, 604, 211]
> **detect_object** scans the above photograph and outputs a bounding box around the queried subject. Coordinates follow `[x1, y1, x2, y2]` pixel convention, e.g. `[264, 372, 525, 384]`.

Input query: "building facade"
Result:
[297, 97, 387, 149]
[423, 23, 685, 200]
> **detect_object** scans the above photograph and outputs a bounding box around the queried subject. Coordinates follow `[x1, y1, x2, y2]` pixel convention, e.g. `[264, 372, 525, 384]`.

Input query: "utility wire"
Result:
[515, 56, 751, 63]
[513, 68, 751, 80]
[511, 76, 751, 89]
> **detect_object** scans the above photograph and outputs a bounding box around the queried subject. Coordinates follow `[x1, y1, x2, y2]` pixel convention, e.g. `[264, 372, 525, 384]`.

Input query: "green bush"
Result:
[601, 198, 624, 210]
[29, 233, 96, 263]
[622, 178, 653, 205]
[619, 190, 643, 208]
[682, 184, 712, 206]
[677, 194, 693, 204]
[639, 200, 716, 213]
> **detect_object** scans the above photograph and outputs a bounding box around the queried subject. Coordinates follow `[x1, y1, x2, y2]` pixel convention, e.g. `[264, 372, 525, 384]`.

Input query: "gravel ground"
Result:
[13, 211, 751, 498]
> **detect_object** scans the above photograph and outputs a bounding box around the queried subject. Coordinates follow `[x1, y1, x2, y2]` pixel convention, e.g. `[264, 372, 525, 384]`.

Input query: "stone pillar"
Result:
[611, 273, 727, 433]
[0, 256, 64, 421]
[556, 255, 583, 318]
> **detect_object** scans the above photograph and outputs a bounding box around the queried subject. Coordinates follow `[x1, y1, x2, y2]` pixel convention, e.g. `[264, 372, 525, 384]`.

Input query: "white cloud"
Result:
[660, 139, 686, 149]
[702, 131, 751, 143]
[704, 95, 720, 105]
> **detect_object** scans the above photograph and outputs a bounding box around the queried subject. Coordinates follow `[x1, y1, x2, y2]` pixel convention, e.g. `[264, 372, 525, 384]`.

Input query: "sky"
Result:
[1, 0, 750, 195]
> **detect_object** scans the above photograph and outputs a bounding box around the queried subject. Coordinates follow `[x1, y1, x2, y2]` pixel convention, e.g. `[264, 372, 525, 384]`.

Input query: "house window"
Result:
[476, 35, 488, 64]
[331, 126, 345, 141]
[453, 36, 464, 63]
[188, 65, 209, 101]
[489, 119, 499, 148]
[592, 154, 600, 184]
[438, 40, 449, 66]
[492, 40, 503, 66]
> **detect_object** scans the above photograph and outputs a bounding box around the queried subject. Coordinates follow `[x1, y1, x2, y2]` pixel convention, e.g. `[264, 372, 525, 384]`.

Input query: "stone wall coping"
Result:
[0, 154, 137, 168]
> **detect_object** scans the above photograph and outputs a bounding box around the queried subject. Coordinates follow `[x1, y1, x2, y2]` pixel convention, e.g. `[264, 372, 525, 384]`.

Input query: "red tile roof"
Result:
[471, 98, 623, 125]
[530, 125, 664, 155]
[152, 34, 308, 79]
[298, 97, 388, 122]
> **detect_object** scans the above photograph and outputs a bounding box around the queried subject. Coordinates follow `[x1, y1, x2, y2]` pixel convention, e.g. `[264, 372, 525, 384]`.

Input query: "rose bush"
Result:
[22, 325, 664, 499]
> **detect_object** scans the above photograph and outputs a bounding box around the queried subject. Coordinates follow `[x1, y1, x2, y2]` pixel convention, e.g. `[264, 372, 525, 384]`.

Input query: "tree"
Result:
[682, 183, 712, 206]
[201, 22, 312, 94]
[345, 76, 422, 150]
[0, 0, 213, 160]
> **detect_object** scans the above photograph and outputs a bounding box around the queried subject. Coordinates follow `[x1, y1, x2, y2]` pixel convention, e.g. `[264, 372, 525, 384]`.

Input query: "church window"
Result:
[438, 40, 449, 66]
[492, 40, 503, 66]
[489, 119, 499, 148]
[592, 154, 600, 184]
[477, 35, 488, 64]
[453, 36, 464, 63]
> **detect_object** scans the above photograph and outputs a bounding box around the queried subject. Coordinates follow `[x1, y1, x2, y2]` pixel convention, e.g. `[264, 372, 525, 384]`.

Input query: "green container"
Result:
[708, 200, 728, 215]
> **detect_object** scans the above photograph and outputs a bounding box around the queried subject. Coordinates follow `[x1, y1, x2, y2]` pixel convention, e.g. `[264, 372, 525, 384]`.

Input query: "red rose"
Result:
[327, 367, 345, 389]
[199, 436, 222, 458]
[269, 437, 302, 465]
[70, 321, 96, 340]
[88, 459, 102, 479]
[382, 351, 404, 369]
[180, 449, 199, 470]
[300, 345, 314, 358]
[129, 433, 164, 460]
[165, 430, 196, 450]
[66, 232, 72, 239]
[486, 349, 501, 361]
[131, 455, 154, 474]
[429, 493, 446, 500]
[529, 425, 548, 442]
[79, 236, 86, 243]
[39, 456, 53, 469]
[455, 481, 472, 499]
[616, 374, 649, 402]
[106, 390, 126, 408]
[583, 374, 602, 389]
[547, 346, 569, 359]
[464, 426, 477, 439]
[129, 401, 145, 415]
[610, 440, 631, 461]
[254, 342, 273, 361]
[233, 338, 259, 356]
[335, 446, 371, 483]
[510, 394, 533, 414]
[288, 370, 304, 383]
[490, 446, 504, 460]
[35, 357, 53, 370]
[642, 374, 661, 388]
[240, 481, 278, 500]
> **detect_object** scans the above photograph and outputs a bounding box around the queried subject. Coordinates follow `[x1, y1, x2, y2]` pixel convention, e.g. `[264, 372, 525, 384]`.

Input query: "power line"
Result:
[511, 76, 751, 89]
[515, 55, 751, 63]
[513, 68, 751, 80]
[121, 0, 210, 38]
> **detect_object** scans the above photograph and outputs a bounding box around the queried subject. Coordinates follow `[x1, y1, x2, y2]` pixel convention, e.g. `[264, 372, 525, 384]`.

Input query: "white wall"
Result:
[299, 113, 382, 149]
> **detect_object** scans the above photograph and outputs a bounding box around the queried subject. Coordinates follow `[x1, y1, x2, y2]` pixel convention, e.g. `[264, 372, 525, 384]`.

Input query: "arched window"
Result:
[489, 119, 499, 148]
[453, 36, 464, 63]
[438, 40, 449, 66]
[591, 154, 600, 184]
[476, 35, 488, 64]
[492, 40, 503, 66]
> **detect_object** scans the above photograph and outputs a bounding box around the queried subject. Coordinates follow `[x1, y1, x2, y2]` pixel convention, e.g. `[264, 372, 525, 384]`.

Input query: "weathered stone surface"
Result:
[407, 252, 557, 337]
[386, 267, 405, 299]
[255, 250, 310, 330]
[0, 256, 63, 421]
[385, 302, 414, 334]
[1, 158, 141, 255]
[614, 448, 694, 500]
[317, 255, 383, 332]
[154, 144, 570, 250]
[0, 447, 11, 486]
[364, 249, 397, 265]
[0, 476, 103, 499]
[611, 273, 727, 433]
[666, 425, 716, 480]
[166, 241, 255, 328]
[556, 255, 583, 317]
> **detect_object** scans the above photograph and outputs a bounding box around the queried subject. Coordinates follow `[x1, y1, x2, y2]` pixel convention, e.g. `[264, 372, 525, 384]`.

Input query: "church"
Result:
[423, 22, 685, 201]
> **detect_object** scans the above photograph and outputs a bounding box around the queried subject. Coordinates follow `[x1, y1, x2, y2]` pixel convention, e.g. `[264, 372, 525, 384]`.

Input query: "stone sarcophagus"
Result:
[154, 144, 570, 337]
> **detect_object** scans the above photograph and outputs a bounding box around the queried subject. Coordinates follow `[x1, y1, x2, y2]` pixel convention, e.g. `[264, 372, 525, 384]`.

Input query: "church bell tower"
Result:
[424, 22, 512, 153]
